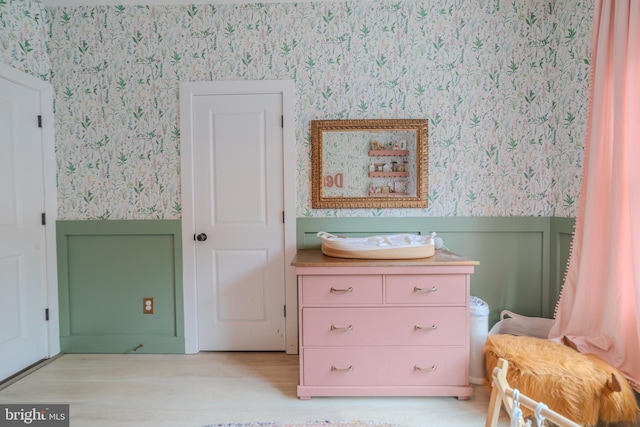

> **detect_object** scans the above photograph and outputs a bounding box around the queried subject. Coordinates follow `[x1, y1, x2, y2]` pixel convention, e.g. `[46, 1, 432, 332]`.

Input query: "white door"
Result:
[0, 77, 48, 381]
[193, 93, 286, 351]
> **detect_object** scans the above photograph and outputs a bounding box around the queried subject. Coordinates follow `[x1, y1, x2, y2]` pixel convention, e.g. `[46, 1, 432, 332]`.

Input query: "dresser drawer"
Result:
[302, 347, 468, 386]
[385, 274, 467, 304]
[300, 275, 383, 305]
[302, 307, 466, 346]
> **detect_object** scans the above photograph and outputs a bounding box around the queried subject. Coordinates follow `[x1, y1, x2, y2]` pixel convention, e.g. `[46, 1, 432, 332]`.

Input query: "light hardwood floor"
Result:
[0, 352, 507, 427]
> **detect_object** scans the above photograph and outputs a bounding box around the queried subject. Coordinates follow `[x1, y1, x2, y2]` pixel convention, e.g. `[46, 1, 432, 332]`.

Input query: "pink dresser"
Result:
[291, 249, 479, 400]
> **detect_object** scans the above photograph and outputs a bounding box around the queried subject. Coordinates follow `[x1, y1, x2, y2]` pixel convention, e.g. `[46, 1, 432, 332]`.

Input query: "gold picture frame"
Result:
[311, 119, 428, 209]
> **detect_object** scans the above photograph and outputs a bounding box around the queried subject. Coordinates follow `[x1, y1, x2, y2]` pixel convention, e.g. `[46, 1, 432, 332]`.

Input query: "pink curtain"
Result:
[549, 0, 640, 392]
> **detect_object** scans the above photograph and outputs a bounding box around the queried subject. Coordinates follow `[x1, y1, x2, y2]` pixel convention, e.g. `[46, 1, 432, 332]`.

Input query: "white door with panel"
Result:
[0, 77, 48, 381]
[193, 93, 286, 351]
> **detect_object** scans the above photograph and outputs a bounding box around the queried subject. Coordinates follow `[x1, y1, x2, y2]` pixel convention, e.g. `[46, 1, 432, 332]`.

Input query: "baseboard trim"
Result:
[0, 354, 63, 391]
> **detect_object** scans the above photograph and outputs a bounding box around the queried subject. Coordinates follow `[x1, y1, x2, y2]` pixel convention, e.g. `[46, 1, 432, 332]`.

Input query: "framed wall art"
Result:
[310, 119, 428, 209]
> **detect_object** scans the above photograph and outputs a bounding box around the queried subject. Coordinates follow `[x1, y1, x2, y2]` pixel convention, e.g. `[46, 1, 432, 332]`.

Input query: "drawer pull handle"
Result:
[330, 324, 354, 332]
[330, 286, 354, 293]
[414, 286, 438, 293]
[414, 324, 438, 331]
[414, 364, 437, 372]
[331, 365, 354, 372]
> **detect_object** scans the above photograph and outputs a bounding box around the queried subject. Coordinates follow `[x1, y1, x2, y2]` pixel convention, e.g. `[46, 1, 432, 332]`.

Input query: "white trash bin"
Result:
[469, 296, 490, 385]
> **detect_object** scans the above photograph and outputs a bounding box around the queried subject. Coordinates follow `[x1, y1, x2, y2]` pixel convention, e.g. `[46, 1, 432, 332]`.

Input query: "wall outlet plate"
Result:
[143, 297, 154, 314]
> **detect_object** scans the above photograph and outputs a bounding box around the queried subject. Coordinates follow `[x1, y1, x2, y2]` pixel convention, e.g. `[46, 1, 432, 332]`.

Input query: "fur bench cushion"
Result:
[484, 334, 639, 426]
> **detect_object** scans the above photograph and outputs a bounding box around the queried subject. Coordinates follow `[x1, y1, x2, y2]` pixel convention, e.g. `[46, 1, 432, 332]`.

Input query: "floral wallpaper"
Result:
[6, 0, 594, 219]
[0, 0, 50, 81]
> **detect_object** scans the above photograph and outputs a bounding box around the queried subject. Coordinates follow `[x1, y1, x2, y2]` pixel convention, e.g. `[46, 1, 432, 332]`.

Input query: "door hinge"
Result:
[45, 308, 49, 321]
[282, 211, 285, 224]
[284, 305, 286, 318]
[38, 115, 42, 128]
[41, 212, 46, 225]
[281, 116, 284, 128]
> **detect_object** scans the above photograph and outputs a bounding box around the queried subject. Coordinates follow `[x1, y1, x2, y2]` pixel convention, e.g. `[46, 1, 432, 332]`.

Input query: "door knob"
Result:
[196, 233, 207, 242]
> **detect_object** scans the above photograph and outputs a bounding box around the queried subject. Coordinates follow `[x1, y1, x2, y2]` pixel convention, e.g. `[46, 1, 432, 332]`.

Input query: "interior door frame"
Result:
[0, 62, 59, 358]
[179, 80, 297, 354]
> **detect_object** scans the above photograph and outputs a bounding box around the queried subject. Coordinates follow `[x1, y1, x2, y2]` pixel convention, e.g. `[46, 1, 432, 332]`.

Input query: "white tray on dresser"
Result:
[291, 248, 479, 400]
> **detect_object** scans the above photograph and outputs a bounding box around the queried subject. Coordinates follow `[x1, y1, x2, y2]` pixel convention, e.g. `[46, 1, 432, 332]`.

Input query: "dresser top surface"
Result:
[291, 248, 479, 268]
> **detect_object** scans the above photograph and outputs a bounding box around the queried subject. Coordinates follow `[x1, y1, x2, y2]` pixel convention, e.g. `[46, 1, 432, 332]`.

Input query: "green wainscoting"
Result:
[56, 220, 184, 353]
[296, 217, 575, 327]
[55, 217, 573, 353]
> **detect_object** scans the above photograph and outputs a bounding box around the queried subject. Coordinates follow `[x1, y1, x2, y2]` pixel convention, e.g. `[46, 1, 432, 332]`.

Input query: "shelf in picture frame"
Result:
[368, 150, 410, 157]
[368, 172, 410, 178]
